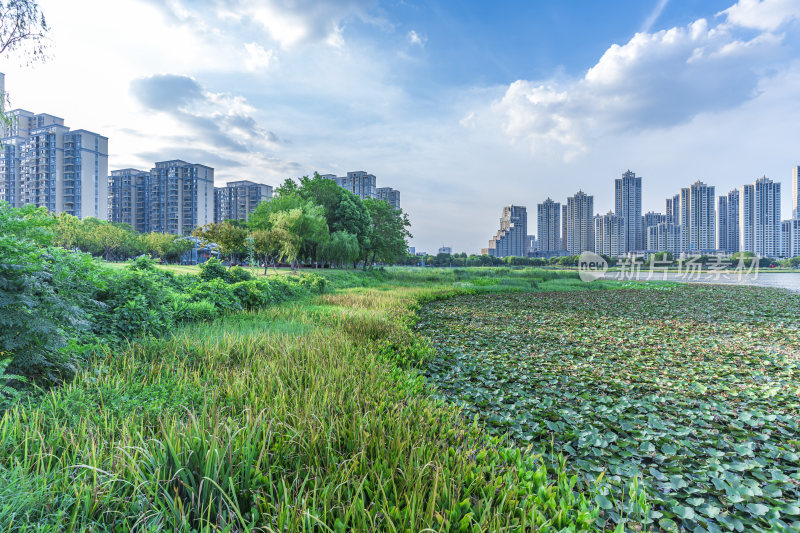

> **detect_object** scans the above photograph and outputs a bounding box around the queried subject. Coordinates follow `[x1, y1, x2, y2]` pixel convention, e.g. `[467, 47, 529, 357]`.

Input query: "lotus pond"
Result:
[417, 284, 800, 532]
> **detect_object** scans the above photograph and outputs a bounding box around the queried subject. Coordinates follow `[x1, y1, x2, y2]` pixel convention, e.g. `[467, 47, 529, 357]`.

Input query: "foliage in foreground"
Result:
[0, 203, 326, 394]
[418, 286, 800, 532]
[0, 286, 601, 531]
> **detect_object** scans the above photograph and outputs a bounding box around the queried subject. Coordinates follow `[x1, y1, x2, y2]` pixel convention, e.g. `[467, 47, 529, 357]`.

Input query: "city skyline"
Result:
[4, 0, 800, 252]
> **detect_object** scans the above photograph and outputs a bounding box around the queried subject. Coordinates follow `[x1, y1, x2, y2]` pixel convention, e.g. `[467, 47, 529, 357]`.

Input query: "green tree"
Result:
[321, 231, 360, 268]
[270, 204, 329, 272]
[193, 221, 249, 266]
[0, 0, 49, 61]
[251, 228, 281, 274]
[249, 193, 309, 230]
[361, 198, 412, 269]
[298, 174, 371, 254]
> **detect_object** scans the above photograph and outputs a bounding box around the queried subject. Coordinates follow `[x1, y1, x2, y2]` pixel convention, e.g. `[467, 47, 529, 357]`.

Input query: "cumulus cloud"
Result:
[407, 30, 426, 46]
[493, 0, 796, 158]
[244, 42, 275, 71]
[131, 74, 284, 159]
[721, 0, 800, 31]
[146, 0, 379, 49]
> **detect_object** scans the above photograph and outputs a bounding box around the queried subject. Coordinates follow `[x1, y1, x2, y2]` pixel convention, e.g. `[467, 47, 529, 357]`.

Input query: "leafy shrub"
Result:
[173, 296, 218, 323]
[299, 272, 327, 293]
[231, 280, 271, 310]
[189, 279, 242, 312]
[198, 257, 228, 282]
[226, 266, 252, 283]
[0, 234, 100, 384]
[198, 258, 252, 284]
[129, 255, 157, 271]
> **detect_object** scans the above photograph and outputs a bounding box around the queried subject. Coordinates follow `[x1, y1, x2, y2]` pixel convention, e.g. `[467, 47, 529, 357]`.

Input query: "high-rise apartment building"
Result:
[537, 198, 561, 252]
[108, 168, 150, 231]
[665, 194, 680, 226]
[643, 212, 667, 233]
[526, 235, 536, 254]
[214, 180, 272, 223]
[783, 219, 800, 258]
[739, 176, 781, 258]
[680, 181, 716, 252]
[566, 190, 594, 254]
[110, 160, 214, 235]
[595, 211, 626, 257]
[149, 160, 214, 235]
[0, 74, 108, 218]
[614, 170, 643, 252]
[561, 204, 568, 251]
[322, 171, 376, 199]
[647, 223, 681, 255]
[792, 166, 799, 219]
[486, 205, 527, 257]
[376, 187, 400, 209]
[717, 189, 740, 254]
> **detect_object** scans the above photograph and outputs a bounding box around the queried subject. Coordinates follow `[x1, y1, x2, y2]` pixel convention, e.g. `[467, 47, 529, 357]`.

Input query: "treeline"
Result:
[193, 174, 412, 271]
[397, 253, 618, 268]
[51, 214, 197, 262]
[18, 173, 412, 268]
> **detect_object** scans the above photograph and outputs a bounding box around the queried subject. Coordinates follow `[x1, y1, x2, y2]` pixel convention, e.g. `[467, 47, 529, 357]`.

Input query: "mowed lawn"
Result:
[417, 285, 800, 532]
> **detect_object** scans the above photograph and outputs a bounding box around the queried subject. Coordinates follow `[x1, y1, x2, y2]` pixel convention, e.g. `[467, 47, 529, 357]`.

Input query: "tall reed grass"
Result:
[0, 270, 605, 531]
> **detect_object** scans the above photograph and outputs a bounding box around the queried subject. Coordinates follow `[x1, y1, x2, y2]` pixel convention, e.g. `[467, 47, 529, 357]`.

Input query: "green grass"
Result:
[418, 286, 800, 532]
[0, 268, 630, 532]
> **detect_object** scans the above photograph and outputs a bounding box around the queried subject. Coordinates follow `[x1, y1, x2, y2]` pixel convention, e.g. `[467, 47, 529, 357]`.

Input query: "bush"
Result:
[95, 269, 177, 341]
[189, 279, 242, 312]
[231, 280, 271, 310]
[227, 266, 252, 283]
[199, 258, 253, 284]
[173, 297, 218, 323]
[198, 258, 228, 282]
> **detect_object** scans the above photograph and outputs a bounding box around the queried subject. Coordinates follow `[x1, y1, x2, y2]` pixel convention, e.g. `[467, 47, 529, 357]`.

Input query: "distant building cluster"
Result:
[0, 74, 403, 236]
[214, 180, 272, 224]
[486, 167, 800, 259]
[320, 171, 401, 209]
[108, 161, 215, 235]
[0, 74, 109, 219]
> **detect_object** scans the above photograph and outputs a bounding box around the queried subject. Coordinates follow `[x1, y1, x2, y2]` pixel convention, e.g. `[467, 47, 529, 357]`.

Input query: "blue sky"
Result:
[5, 0, 800, 252]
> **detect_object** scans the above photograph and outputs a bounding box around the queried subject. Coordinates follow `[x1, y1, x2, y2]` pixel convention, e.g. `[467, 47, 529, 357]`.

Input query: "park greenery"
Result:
[1, 211, 618, 530]
[418, 287, 800, 532]
[3, 195, 800, 531]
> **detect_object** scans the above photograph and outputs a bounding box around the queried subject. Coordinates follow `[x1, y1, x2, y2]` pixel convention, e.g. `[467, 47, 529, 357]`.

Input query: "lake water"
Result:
[603, 271, 800, 292]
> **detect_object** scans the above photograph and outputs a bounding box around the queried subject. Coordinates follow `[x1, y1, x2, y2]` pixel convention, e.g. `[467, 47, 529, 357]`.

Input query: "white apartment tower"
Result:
[680, 181, 716, 253]
[566, 190, 594, 254]
[614, 170, 643, 252]
[595, 211, 626, 257]
[0, 74, 108, 218]
[718, 189, 740, 254]
[740, 176, 781, 258]
[486, 205, 528, 257]
[537, 198, 561, 252]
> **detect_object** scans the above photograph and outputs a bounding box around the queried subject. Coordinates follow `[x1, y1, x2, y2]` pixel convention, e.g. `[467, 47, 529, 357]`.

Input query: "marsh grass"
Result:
[0, 268, 629, 532]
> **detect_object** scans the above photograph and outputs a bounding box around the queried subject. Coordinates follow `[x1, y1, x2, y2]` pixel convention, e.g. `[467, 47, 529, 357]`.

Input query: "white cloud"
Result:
[154, 0, 380, 50]
[492, 12, 786, 158]
[407, 30, 426, 46]
[244, 42, 275, 71]
[459, 111, 476, 128]
[721, 0, 800, 31]
[641, 0, 669, 33]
